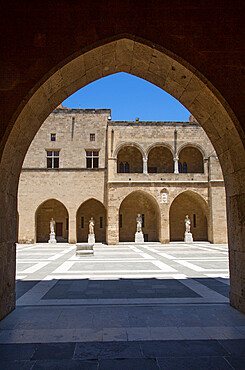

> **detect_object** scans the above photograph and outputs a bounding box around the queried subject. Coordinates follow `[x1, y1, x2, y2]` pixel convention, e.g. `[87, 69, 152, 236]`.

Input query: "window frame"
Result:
[86, 150, 99, 169]
[46, 150, 60, 168]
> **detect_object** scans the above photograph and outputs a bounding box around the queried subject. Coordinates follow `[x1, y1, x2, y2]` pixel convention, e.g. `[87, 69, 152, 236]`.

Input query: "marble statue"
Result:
[136, 214, 142, 232]
[50, 218, 55, 233]
[89, 217, 94, 234]
[48, 217, 56, 243]
[185, 215, 191, 233]
[135, 213, 144, 243]
[88, 217, 95, 243]
[184, 215, 193, 243]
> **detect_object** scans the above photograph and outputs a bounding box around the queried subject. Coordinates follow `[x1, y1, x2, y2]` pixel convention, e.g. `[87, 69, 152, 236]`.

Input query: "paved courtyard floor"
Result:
[1, 242, 245, 369]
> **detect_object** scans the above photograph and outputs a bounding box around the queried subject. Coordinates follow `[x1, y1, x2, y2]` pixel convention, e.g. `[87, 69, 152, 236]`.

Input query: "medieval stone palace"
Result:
[17, 106, 227, 245]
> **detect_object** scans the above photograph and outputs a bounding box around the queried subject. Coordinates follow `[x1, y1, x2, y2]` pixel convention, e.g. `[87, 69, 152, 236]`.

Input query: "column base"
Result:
[230, 291, 245, 314]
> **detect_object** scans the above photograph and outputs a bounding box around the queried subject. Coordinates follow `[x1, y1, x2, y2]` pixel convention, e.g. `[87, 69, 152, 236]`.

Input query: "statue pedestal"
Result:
[135, 231, 144, 243]
[184, 232, 193, 243]
[49, 232, 57, 243]
[88, 234, 95, 244]
[76, 243, 94, 256]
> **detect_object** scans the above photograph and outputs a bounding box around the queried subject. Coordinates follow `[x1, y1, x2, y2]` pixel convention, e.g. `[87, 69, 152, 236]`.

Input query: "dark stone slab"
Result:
[0, 343, 36, 360]
[157, 356, 233, 369]
[32, 359, 98, 369]
[0, 360, 34, 370]
[31, 343, 75, 360]
[218, 339, 245, 356]
[16, 280, 39, 299]
[98, 358, 159, 370]
[140, 340, 228, 358]
[194, 278, 230, 298]
[42, 278, 200, 300]
[74, 341, 143, 360]
[225, 356, 245, 369]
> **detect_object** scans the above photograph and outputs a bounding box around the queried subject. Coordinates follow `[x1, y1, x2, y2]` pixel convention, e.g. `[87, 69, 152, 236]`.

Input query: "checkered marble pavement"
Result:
[1, 242, 245, 368]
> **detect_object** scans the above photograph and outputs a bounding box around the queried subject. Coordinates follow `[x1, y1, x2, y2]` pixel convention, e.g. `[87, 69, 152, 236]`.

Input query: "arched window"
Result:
[125, 162, 130, 173]
[183, 162, 187, 173]
[119, 162, 124, 173]
[178, 162, 182, 173]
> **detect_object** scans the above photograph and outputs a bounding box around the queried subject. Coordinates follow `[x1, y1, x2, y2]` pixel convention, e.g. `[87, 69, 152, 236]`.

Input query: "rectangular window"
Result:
[193, 214, 196, 228]
[81, 216, 84, 228]
[86, 150, 99, 168]
[90, 133, 95, 141]
[66, 218, 69, 230]
[51, 133, 56, 141]
[119, 214, 122, 228]
[47, 150, 59, 168]
[142, 214, 145, 228]
[100, 216, 103, 228]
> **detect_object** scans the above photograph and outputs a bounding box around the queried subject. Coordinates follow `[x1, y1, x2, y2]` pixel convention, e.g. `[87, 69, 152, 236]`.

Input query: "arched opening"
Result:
[119, 191, 160, 242]
[0, 36, 245, 317]
[148, 146, 173, 173]
[35, 199, 69, 243]
[170, 191, 208, 241]
[179, 146, 204, 173]
[76, 199, 106, 243]
[117, 146, 143, 173]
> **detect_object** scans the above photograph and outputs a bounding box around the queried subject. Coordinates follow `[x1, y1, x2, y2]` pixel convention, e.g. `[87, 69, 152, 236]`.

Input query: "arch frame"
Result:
[146, 142, 175, 157]
[114, 141, 146, 159]
[0, 35, 245, 317]
[177, 142, 207, 160]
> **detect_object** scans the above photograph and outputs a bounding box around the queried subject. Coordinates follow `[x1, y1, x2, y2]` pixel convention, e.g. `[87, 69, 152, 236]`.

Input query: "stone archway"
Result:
[0, 35, 245, 318]
[36, 199, 69, 243]
[178, 146, 204, 173]
[148, 146, 174, 173]
[169, 191, 209, 242]
[76, 199, 106, 243]
[117, 145, 143, 173]
[119, 191, 160, 242]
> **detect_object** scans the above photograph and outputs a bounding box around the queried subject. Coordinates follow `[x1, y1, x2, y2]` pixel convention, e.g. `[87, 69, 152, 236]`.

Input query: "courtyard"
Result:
[0, 242, 245, 368]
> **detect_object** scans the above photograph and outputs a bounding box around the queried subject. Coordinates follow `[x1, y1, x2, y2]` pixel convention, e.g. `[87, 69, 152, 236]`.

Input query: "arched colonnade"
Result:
[30, 190, 210, 244]
[116, 143, 205, 174]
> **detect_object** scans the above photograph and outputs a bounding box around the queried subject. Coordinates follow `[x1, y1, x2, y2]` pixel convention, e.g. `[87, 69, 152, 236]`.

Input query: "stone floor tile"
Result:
[0, 360, 35, 370]
[0, 343, 36, 360]
[31, 342, 75, 360]
[218, 339, 245, 356]
[224, 356, 245, 370]
[32, 359, 98, 369]
[74, 341, 143, 360]
[98, 358, 159, 370]
[140, 339, 228, 358]
[157, 356, 233, 370]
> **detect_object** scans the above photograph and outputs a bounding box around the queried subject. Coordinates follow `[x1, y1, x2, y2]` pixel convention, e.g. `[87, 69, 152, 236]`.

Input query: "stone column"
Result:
[68, 211, 76, 244]
[159, 203, 170, 243]
[174, 157, 179, 174]
[143, 157, 148, 174]
[204, 158, 208, 174]
[106, 205, 119, 245]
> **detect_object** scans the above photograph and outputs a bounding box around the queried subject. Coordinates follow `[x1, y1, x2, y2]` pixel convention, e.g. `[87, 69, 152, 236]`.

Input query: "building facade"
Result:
[17, 107, 227, 245]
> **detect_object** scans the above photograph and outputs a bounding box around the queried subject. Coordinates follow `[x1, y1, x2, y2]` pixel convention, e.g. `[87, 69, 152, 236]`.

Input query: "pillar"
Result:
[68, 210, 76, 244]
[159, 203, 170, 243]
[106, 205, 119, 244]
[143, 157, 148, 174]
[174, 157, 179, 174]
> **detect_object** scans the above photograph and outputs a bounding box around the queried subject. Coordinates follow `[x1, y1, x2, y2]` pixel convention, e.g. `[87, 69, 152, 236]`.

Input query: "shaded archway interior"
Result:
[119, 191, 160, 242]
[148, 146, 174, 173]
[117, 146, 143, 173]
[36, 199, 69, 243]
[170, 191, 208, 241]
[179, 147, 204, 173]
[76, 199, 106, 243]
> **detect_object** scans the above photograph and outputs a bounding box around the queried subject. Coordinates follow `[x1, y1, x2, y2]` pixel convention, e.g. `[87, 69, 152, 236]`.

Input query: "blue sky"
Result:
[63, 72, 190, 121]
